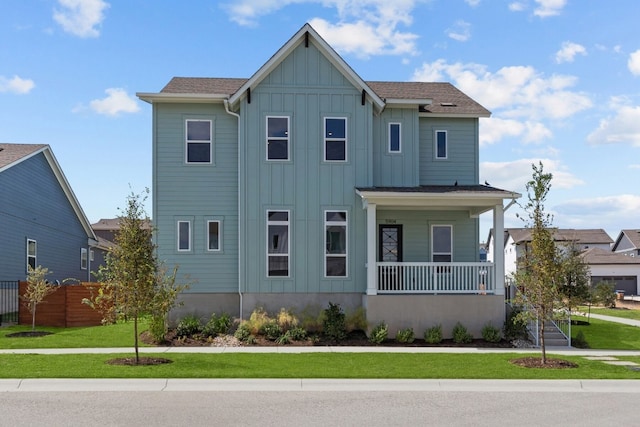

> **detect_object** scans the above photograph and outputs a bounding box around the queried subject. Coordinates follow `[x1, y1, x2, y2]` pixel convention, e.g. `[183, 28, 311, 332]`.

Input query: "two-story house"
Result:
[138, 24, 520, 337]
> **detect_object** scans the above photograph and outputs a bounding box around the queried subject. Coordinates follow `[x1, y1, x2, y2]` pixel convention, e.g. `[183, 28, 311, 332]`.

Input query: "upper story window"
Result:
[81, 248, 88, 270]
[267, 211, 289, 277]
[26, 238, 36, 271]
[435, 130, 447, 159]
[185, 120, 212, 164]
[432, 225, 452, 262]
[388, 123, 401, 153]
[324, 117, 347, 162]
[177, 220, 191, 251]
[267, 116, 289, 160]
[325, 211, 347, 277]
[207, 220, 221, 251]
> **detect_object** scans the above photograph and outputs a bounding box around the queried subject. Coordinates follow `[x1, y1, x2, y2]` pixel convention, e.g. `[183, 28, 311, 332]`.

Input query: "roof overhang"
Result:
[418, 112, 491, 119]
[385, 98, 432, 109]
[356, 188, 521, 217]
[136, 92, 228, 104]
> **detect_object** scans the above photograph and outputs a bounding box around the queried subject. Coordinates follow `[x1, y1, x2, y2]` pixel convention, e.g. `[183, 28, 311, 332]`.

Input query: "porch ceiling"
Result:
[356, 185, 521, 217]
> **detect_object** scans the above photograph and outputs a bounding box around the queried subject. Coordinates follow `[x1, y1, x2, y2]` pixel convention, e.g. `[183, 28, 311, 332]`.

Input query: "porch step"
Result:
[527, 322, 570, 347]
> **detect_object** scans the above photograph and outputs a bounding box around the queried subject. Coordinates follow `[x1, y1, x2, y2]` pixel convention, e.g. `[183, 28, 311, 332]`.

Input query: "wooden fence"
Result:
[18, 282, 106, 327]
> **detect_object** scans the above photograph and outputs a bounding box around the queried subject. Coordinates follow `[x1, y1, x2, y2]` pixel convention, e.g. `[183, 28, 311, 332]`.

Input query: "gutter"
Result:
[224, 99, 243, 320]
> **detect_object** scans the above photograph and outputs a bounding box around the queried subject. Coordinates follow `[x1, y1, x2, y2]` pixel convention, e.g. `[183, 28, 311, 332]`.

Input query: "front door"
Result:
[378, 225, 403, 291]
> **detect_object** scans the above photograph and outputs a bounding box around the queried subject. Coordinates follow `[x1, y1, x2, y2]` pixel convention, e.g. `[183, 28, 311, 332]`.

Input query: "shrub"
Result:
[481, 323, 502, 343]
[276, 308, 299, 331]
[503, 308, 528, 341]
[149, 315, 167, 342]
[452, 322, 473, 344]
[261, 320, 283, 341]
[592, 281, 616, 308]
[572, 330, 589, 348]
[202, 312, 232, 337]
[175, 314, 202, 337]
[345, 307, 368, 332]
[424, 324, 443, 344]
[287, 326, 307, 341]
[369, 321, 388, 344]
[248, 307, 271, 335]
[396, 327, 415, 344]
[323, 302, 347, 341]
[234, 321, 252, 342]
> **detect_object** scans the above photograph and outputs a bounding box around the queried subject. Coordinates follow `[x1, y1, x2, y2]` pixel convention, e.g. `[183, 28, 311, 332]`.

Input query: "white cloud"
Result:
[480, 118, 552, 146]
[465, 0, 481, 6]
[222, 0, 420, 57]
[508, 2, 526, 12]
[628, 49, 640, 76]
[533, 0, 566, 17]
[0, 75, 35, 94]
[87, 88, 139, 116]
[555, 41, 587, 63]
[446, 20, 471, 42]
[481, 158, 583, 195]
[587, 99, 640, 147]
[554, 195, 640, 224]
[53, 0, 109, 38]
[629, 164, 640, 169]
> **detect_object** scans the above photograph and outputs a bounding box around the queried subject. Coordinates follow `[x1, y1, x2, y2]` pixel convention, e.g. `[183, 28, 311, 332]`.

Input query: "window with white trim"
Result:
[325, 211, 347, 277]
[389, 123, 401, 153]
[267, 211, 289, 277]
[185, 119, 212, 163]
[81, 248, 88, 270]
[324, 117, 347, 161]
[432, 225, 452, 262]
[26, 239, 36, 271]
[267, 116, 289, 160]
[435, 130, 447, 159]
[207, 220, 221, 251]
[177, 221, 191, 251]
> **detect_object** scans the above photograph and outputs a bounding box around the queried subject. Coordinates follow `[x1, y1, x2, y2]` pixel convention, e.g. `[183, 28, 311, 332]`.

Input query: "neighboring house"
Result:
[581, 248, 640, 295]
[487, 228, 614, 278]
[137, 23, 520, 337]
[0, 143, 104, 283]
[612, 229, 640, 257]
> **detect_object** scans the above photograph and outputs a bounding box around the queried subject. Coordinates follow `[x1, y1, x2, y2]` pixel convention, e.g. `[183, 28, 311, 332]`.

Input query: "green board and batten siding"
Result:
[239, 40, 369, 294]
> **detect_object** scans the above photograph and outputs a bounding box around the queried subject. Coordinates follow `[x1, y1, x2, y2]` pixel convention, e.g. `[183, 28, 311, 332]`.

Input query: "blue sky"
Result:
[1, 0, 639, 242]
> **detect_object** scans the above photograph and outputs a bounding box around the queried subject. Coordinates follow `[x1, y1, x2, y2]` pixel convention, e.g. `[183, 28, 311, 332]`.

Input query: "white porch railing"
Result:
[377, 262, 495, 294]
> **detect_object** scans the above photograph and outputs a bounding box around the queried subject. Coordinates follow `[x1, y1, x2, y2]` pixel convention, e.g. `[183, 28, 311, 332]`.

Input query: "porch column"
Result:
[493, 203, 505, 295]
[366, 202, 377, 295]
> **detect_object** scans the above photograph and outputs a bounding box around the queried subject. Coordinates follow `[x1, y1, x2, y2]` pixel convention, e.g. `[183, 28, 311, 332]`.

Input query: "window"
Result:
[81, 248, 88, 270]
[186, 119, 212, 163]
[207, 220, 221, 251]
[90, 250, 94, 262]
[432, 225, 452, 262]
[324, 117, 347, 161]
[177, 221, 191, 251]
[325, 211, 347, 277]
[26, 239, 36, 271]
[435, 130, 447, 159]
[267, 211, 289, 277]
[267, 116, 289, 160]
[389, 123, 401, 153]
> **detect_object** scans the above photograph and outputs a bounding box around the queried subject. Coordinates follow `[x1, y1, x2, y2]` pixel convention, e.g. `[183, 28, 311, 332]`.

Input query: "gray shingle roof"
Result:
[0, 143, 47, 169]
[506, 228, 613, 245]
[160, 77, 490, 116]
[619, 229, 640, 249]
[581, 247, 640, 265]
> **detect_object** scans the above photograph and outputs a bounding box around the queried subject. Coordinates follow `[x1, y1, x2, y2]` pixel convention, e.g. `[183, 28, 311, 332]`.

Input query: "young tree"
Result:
[22, 265, 59, 331]
[513, 162, 564, 364]
[558, 243, 591, 314]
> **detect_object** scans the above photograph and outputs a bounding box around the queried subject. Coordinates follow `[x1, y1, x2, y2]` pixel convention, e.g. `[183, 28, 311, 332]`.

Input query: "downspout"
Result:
[224, 99, 243, 320]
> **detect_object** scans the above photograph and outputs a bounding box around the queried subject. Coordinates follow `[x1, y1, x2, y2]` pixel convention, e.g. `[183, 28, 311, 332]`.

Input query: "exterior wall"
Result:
[365, 294, 505, 338]
[372, 108, 419, 187]
[153, 102, 239, 293]
[0, 153, 90, 283]
[589, 264, 640, 295]
[377, 209, 479, 262]
[238, 41, 369, 296]
[419, 117, 479, 186]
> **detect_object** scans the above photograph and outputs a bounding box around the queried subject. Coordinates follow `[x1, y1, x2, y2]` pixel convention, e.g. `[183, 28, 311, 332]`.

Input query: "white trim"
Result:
[177, 220, 191, 252]
[324, 117, 347, 162]
[324, 210, 348, 278]
[81, 248, 88, 270]
[388, 122, 401, 153]
[137, 92, 228, 104]
[431, 224, 453, 262]
[266, 210, 290, 278]
[435, 130, 447, 160]
[207, 220, 222, 252]
[185, 119, 213, 164]
[266, 116, 290, 161]
[26, 238, 37, 271]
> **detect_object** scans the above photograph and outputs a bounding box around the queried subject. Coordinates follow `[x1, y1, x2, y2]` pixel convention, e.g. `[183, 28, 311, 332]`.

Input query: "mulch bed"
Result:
[6, 331, 53, 338]
[510, 357, 578, 369]
[106, 357, 173, 366]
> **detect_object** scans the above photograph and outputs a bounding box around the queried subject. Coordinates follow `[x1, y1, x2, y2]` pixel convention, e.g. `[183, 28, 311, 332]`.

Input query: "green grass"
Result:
[572, 315, 640, 350]
[0, 321, 149, 349]
[578, 306, 640, 321]
[0, 352, 639, 379]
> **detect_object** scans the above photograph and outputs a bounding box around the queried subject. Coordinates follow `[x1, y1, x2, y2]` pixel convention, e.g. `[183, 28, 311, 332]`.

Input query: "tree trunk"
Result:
[31, 303, 36, 332]
[540, 317, 546, 364]
[134, 314, 139, 364]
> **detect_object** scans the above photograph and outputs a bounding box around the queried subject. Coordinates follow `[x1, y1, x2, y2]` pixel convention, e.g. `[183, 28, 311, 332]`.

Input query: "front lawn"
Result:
[572, 315, 640, 350]
[578, 306, 640, 321]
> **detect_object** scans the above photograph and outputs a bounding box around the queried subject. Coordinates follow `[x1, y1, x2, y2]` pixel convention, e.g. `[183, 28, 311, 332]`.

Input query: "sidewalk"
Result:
[577, 312, 640, 328]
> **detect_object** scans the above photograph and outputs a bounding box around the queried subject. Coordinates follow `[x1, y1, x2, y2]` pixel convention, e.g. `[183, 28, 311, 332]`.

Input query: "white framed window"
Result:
[435, 130, 447, 159]
[324, 117, 347, 161]
[432, 225, 452, 262]
[81, 248, 88, 270]
[207, 220, 221, 251]
[90, 250, 94, 262]
[26, 238, 37, 271]
[185, 119, 212, 163]
[325, 211, 347, 277]
[267, 116, 290, 160]
[267, 211, 289, 277]
[177, 221, 191, 251]
[388, 123, 401, 153]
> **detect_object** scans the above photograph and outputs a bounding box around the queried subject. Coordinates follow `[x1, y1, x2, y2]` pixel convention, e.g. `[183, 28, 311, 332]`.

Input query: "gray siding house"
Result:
[0, 144, 103, 283]
[138, 24, 520, 337]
